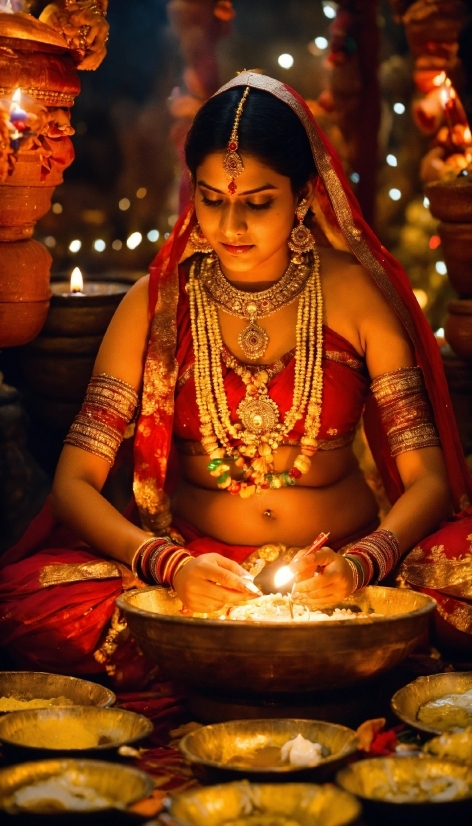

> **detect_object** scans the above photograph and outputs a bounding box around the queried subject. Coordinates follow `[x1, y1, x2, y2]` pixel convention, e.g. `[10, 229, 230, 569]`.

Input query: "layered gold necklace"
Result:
[188, 251, 323, 497]
[201, 257, 311, 360]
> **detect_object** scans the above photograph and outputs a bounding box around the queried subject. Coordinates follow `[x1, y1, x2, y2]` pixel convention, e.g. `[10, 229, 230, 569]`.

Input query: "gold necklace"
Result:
[188, 251, 324, 497]
[200, 256, 312, 360]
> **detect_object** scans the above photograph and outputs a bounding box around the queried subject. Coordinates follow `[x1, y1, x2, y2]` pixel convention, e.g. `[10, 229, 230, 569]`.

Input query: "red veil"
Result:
[133, 71, 471, 533]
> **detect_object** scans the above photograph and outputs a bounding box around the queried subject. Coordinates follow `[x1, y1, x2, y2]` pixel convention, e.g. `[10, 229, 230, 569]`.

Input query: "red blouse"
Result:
[173, 268, 370, 452]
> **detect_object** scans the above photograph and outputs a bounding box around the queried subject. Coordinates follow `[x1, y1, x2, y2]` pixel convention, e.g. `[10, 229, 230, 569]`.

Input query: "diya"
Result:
[117, 585, 436, 723]
[21, 268, 133, 430]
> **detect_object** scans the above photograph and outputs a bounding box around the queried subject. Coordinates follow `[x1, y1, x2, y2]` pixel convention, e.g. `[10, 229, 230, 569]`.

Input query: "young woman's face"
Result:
[194, 152, 301, 280]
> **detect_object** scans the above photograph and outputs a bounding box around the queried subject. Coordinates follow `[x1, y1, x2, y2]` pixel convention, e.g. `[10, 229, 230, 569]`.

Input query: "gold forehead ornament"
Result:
[223, 86, 250, 194]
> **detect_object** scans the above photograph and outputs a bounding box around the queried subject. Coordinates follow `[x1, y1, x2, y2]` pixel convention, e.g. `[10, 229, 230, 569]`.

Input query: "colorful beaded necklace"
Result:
[188, 250, 323, 497]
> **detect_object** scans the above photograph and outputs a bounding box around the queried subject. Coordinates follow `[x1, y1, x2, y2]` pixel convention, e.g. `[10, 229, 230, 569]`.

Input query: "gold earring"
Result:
[189, 223, 213, 254]
[288, 198, 316, 261]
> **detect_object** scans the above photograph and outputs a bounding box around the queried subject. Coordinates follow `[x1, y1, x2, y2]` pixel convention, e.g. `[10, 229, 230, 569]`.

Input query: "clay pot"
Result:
[0, 15, 80, 108]
[0, 14, 80, 348]
[0, 239, 51, 347]
[21, 278, 132, 430]
[425, 177, 472, 223]
[444, 299, 472, 360]
[438, 221, 472, 297]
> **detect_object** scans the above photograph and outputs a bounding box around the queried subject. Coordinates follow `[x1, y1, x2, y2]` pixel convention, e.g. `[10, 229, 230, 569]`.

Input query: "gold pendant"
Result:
[238, 319, 269, 360]
[237, 395, 279, 434]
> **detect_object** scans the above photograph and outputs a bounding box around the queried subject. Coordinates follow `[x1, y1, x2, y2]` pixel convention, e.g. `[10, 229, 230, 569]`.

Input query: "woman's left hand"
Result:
[290, 547, 355, 607]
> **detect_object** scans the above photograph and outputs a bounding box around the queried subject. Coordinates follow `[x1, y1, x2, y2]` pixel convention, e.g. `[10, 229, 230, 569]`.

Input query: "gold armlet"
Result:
[65, 373, 139, 465]
[371, 366, 440, 457]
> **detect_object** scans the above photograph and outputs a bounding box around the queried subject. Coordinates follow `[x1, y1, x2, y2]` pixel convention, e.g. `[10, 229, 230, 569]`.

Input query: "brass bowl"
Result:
[391, 672, 472, 735]
[161, 780, 361, 826]
[116, 585, 435, 696]
[336, 756, 472, 826]
[0, 671, 115, 712]
[0, 758, 153, 824]
[179, 718, 358, 784]
[0, 706, 153, 759]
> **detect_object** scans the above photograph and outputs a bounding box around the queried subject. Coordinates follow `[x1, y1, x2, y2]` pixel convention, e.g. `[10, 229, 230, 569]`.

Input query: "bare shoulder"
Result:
[317, 245, 414, 375]
[93, 274, 150, 390]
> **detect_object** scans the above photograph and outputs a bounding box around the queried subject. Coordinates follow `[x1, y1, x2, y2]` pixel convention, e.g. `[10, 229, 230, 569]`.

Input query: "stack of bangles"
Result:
[342, 528, 401, 592]
[132, 537, 193, 589]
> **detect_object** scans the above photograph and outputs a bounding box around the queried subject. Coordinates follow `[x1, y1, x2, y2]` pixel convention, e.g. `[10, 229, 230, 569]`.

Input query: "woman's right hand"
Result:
[172, 553, 261, 613]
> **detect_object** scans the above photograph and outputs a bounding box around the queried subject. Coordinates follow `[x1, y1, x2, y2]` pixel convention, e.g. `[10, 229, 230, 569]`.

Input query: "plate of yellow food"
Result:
[336, 756, 472, 825]
[0, 672, 115, 712]
[179, 719, 358, 784]
[160, 780, 361, 826]
[0, 706, 153, 758]
[391, 672, 472, 735]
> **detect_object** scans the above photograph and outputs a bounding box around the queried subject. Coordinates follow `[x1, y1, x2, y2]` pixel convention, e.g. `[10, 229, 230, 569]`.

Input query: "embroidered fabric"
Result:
[371, 366, 441, 458]
[65, 373, 138, 465]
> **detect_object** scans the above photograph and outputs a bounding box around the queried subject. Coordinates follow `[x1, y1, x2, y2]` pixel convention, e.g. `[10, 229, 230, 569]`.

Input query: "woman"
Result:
[1, 73, 471, 684]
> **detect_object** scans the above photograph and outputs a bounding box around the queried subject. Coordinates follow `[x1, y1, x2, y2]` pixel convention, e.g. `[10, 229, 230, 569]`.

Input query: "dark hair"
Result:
[185, 87, 317, 193]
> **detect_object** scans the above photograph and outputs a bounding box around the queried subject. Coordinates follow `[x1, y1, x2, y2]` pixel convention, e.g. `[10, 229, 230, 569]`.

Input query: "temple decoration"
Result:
[316, 0, 381, 227]
[0, 7, 107, 348]
[166, 0, 235, 208]
[389, 0, 471, 184]
[39, 0, 109, 71]
[390, 1, 472, 462]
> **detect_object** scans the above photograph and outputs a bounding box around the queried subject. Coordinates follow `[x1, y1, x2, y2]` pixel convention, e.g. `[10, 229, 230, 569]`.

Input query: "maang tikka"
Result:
[223, 86, 250, 194]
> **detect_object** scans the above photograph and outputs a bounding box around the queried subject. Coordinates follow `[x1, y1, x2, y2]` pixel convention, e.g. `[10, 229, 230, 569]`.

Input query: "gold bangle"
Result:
[131, 536, 156, 577]
[171, 555, 193, 589]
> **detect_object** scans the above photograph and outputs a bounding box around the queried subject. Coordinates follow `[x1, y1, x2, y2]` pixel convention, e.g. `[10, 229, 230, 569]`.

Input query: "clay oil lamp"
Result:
[21, 268, 133, 430]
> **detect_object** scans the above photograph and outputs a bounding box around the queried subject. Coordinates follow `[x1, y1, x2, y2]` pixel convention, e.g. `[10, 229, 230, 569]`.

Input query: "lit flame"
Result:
[432, 72, 446, 87]
[439, 89, 448, 108]
[70, 267, 84, 293]
[274, 565, 295, 589]
[12, 88, 21, 103]
[464, 127, 472, 143]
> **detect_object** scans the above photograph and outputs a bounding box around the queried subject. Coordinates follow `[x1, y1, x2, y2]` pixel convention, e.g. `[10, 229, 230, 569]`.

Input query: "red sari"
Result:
[1, 73, 471, 681]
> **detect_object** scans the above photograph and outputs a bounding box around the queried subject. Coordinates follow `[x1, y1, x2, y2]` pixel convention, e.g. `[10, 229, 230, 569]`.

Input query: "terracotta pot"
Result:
[0, 15, 80, 348]
[0, 239, 52, 347]
[437, 221, 472, 297]
[425, 178, 472, 223]
[0, 15, 80, 107]
[0, 187, 56, 242]
[444, 299, 472, 360]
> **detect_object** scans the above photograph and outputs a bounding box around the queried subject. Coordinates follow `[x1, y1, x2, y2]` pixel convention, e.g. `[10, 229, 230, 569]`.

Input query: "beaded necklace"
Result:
[188, 251, 324, 497]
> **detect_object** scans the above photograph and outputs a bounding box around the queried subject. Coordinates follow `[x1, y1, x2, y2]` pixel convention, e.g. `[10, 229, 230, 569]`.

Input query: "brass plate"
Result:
[165, 780, 361, 826]
[179, 718, 357, 782]
[0, 706, 153, 754]
[391, 672, 472, 735]
[0, 671, 115, 712]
